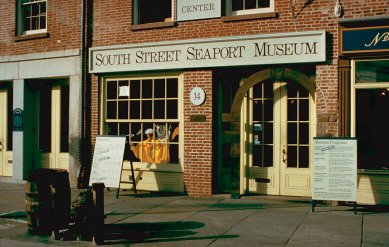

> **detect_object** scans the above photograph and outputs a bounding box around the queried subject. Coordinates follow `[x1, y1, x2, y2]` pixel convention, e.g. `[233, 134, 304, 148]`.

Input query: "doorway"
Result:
[219, 68, 316, 197]
[242, 79, 314, 196]
[31, 80, 69, 170]
[0, 83, 13, 177]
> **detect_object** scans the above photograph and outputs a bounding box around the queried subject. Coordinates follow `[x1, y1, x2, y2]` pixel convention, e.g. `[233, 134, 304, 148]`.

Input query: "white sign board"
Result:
[89, 136, 126, 188]
[177, 0, 221, 21]
[90, 30, 326, 73]
[312, 138, 357, 202]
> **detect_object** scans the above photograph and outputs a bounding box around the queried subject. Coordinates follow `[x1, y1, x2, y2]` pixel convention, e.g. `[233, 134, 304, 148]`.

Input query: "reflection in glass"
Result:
[118, 101, 128, 119]
[299, 146, 309, 168]
[356, 60, 389, 83]
[142, 100, 152, 119]
[154, 79, 165, 98]
[287, 146, 297, 168]
[130, 80, 140, 99]
[288, 123, 297, 144]
[142, 79, 152, 99]
[107, 81, 117, 99]
[107, 101, 117, 119]
[263, 145, 273, 167]
[154, 100, 165, 119]
[130, 101, 140, 119]
[288, 99, 297, 121]
[356, 88, 389, 169]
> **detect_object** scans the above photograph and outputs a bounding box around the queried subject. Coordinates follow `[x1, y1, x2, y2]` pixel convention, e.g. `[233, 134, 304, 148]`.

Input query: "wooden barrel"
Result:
[51, 169, 71, 230]
[25, 169, 71, 235]
[25, 169, 54, 235]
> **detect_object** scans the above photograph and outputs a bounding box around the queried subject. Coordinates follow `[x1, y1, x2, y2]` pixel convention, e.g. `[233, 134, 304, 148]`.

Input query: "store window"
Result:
[104, 76, 180, 164]
[353, 59, 389, 170]
[133, 0, 173, 25]
[17, 0, 47, 35]
[226, 0, 274, 15]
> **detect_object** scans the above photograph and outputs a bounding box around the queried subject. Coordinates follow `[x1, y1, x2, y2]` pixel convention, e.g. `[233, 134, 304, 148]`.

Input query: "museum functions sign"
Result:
[341, 26, 389, 54]
[312, 138, 357, 202]
[89, 30, 326, 73]
[176, 0, 221, 21]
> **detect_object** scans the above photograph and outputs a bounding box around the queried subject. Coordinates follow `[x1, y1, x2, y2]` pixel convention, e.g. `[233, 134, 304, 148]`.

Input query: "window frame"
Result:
[351, 58, 389, 171]
[100, 74, 183, 171]
[16, 0, 47, 36]
[226, 0, 274, 16]
[132, 0, 175, 25]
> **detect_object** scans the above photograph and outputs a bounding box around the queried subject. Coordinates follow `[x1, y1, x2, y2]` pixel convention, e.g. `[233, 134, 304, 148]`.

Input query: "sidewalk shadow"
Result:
[102, 221, 239, 245]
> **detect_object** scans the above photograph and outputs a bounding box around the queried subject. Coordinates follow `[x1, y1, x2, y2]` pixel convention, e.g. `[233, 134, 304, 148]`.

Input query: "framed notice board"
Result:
[89, 136, 126, 188]
[312, 137, 357, 212]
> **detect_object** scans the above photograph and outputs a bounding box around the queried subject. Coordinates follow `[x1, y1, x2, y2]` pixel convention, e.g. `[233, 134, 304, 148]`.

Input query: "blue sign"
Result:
[341, 27, 389, 53]
[13, 108, 23, 131]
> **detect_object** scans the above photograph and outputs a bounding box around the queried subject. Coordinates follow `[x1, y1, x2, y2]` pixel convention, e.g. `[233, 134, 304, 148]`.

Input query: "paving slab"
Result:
[286, 207, 362, 247]
[363, 211, 389, 246]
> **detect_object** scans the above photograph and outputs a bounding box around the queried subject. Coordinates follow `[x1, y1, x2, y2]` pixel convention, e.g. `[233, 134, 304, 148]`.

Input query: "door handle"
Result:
[0, 139, 3, 151]
[282, 148, 287, 163]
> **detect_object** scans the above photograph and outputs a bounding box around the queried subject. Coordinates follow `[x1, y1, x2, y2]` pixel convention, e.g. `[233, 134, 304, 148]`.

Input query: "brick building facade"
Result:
[0, 0, 84, 186]
[1, 1, 388, 204]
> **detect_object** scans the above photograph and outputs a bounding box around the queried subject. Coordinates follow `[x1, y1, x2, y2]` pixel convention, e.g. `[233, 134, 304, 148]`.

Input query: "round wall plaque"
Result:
[190, 87, 205, 106]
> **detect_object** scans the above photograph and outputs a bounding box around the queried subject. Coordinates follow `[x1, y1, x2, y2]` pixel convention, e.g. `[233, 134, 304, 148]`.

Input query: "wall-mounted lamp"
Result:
[334, 0, 343, 18]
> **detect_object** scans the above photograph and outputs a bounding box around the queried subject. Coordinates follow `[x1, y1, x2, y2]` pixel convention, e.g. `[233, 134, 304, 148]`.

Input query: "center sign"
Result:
[176, 0, 221, 21]
[89, 30, 326, 73]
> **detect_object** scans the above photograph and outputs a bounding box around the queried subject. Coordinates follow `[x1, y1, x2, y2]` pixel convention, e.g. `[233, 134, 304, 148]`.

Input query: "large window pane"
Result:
[130, 80, 140, 99]
[356, 60, 389, 83]
[107, 81, 117, 99]
[231, 0, 272, 14]
[60, 85, 69, 153]
[137, 0, 171, 24]
[39, 85, 51, 152]
[104, 77, 180, 165]
[7, 87, 13, 151]
[107, 101, 117, 119]
[356, 88, 389, 169]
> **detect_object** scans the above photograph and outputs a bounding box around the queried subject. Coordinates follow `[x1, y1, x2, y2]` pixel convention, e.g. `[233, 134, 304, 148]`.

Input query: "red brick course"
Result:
[0, 1, 82, 56]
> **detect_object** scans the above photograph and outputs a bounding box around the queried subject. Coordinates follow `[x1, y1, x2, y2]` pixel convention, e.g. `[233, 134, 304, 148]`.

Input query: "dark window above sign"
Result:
[227, 0, 273, 15]
[133, 0, 172, 24]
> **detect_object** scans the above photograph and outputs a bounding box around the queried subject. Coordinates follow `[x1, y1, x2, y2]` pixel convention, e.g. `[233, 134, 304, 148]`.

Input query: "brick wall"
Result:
[0, 1, 82, 56]
[88, 1, 388, 195]
[183, 70, 213, 197]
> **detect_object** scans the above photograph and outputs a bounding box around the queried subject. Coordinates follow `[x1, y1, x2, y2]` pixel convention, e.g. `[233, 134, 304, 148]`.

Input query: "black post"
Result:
[92, 183, 105, 245]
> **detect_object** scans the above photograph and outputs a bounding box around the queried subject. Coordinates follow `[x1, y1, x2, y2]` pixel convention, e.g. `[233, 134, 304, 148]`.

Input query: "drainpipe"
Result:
[79, 0, 86, 188]
[78, 0, 93, 189]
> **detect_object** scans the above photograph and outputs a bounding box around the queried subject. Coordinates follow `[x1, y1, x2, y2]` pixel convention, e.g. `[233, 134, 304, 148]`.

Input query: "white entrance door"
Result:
[0, 86, 13, 177]
[33, 83, 69, 170]
[244, 80, 314, 196]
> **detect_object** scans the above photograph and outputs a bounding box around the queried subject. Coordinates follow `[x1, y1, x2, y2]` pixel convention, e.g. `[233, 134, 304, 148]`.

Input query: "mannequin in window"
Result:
[134, 128, 170, 163]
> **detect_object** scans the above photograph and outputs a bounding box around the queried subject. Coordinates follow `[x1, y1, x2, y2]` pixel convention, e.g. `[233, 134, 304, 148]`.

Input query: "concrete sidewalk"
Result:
[1, 182, 389, 247]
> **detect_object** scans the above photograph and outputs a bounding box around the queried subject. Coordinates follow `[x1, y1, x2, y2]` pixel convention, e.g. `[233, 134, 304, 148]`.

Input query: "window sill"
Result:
[222, 12, 278, 22]
[130, 21, 176, 31]
[14, 32, 50, 42]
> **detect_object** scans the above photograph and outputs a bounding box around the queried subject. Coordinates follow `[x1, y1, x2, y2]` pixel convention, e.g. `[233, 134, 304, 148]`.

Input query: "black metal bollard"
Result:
[92, 183, 105, 245]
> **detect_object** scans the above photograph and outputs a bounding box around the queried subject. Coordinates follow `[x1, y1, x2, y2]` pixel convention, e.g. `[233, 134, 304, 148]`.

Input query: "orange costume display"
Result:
[131, 128, 170, 163]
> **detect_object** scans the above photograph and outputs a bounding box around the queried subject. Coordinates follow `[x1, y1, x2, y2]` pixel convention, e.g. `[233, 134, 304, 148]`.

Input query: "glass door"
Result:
[245, 80, 312, 196]
[33, 82, 69, 170]
[0, 85, 13, 177]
